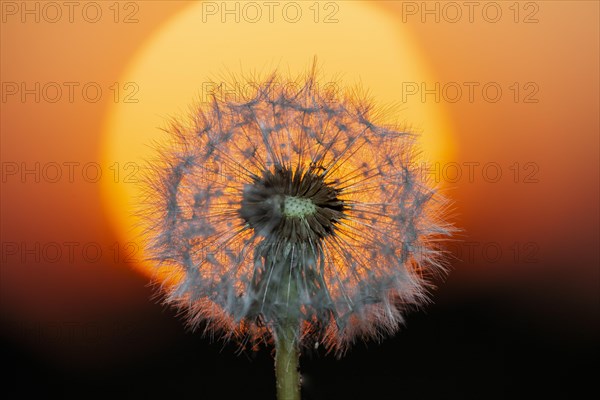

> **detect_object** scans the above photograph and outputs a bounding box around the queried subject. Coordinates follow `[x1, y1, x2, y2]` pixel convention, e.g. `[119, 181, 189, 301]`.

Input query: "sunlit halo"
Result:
[101, 1, 455, 279]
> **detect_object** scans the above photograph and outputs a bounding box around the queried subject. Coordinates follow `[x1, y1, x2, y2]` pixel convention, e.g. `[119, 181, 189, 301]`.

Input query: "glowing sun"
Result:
[101, 1, 455, 278]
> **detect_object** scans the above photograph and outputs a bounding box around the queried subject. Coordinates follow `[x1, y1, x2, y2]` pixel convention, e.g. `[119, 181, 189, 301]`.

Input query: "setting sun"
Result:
[101, 1, 454, 278]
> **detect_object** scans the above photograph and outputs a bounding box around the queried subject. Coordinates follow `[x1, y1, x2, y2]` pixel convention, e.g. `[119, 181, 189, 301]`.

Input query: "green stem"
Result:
[274, 322, 300, 400]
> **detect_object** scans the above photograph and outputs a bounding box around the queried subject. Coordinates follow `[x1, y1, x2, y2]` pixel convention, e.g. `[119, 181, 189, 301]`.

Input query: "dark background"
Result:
[3, 259, 598, 399]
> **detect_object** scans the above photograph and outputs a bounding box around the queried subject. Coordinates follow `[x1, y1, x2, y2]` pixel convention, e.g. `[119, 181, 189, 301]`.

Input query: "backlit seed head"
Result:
[141, 66, 455, 354]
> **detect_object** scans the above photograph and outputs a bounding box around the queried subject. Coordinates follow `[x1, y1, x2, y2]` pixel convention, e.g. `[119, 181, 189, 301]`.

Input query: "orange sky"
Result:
[1, 1, 598, 359]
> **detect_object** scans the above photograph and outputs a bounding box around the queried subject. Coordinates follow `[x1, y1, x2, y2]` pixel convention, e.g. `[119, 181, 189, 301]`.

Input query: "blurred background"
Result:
[1, 1, 598, 398]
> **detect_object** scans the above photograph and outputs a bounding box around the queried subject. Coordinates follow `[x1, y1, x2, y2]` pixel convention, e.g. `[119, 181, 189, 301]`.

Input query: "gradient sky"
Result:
[1, 0, 598, 385]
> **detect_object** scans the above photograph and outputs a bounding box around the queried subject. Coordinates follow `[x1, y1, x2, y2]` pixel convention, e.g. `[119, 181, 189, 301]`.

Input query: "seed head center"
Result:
[283, 196, 316, 218]
[239, 165, 344, 241]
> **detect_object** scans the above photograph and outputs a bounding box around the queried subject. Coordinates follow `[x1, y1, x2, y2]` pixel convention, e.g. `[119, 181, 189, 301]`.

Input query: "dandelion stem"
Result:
[274, 321, 300, 400]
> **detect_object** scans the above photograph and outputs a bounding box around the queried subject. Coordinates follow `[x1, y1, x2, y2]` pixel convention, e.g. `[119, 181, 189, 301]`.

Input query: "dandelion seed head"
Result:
[141, 66, 454, 354]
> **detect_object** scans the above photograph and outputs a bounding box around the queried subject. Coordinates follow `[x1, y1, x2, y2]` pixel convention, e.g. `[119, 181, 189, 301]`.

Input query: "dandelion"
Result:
[141, 65, 454, 400]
